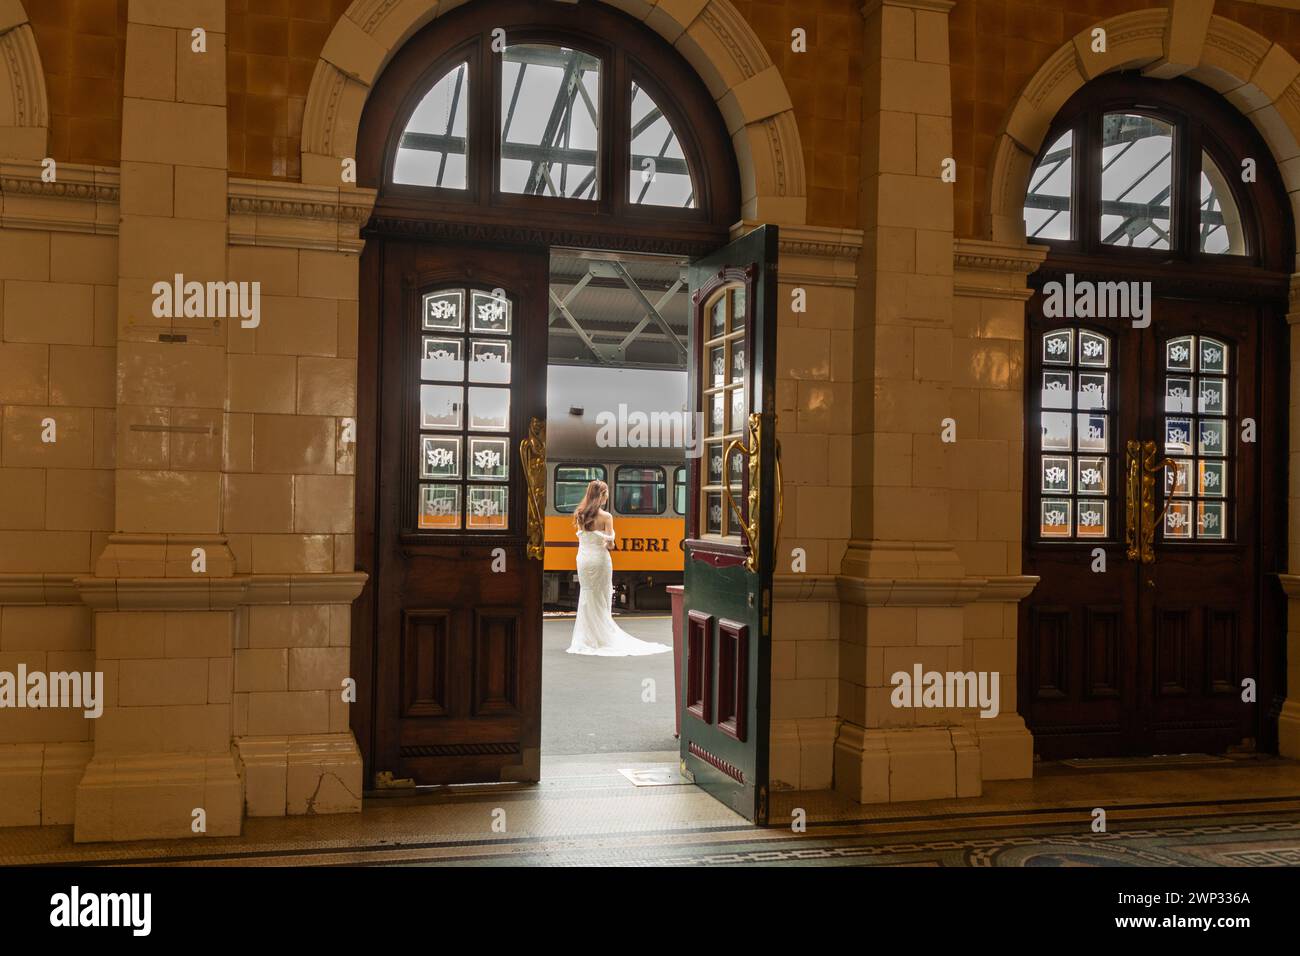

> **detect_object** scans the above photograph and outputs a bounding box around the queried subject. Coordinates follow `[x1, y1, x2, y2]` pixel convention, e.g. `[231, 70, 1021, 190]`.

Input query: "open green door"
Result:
[681, 224, 779, 824]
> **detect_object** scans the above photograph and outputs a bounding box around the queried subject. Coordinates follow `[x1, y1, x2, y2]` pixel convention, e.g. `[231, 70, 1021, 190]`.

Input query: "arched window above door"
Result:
[1022, 75, 1279, 265]
[369, 0, 738, 250]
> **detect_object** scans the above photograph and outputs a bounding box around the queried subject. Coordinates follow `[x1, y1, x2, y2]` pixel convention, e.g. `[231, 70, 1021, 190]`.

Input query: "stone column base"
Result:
[236, 733, 363, 817]
[769, 717, 839, 791]
[834, 716, 1033, 803]
[74, 751, 243, 842]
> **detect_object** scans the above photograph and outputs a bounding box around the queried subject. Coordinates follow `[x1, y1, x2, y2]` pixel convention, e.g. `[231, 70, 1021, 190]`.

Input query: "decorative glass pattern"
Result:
[1162, 335, 1231, 540]
[700, 283, 748, 538]
[1038, 327, 1112, 538]
[415, 286, 515, 532]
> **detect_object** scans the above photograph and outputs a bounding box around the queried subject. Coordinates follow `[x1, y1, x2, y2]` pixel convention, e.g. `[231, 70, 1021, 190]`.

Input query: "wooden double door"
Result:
[355, 231, 780, 822]
[1021, 290, 1284, 758]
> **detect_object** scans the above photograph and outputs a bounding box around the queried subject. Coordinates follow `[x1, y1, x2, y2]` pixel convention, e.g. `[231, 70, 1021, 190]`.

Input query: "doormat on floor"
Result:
[1058, 754, 1235, 770]
[618, 766, 690, 787]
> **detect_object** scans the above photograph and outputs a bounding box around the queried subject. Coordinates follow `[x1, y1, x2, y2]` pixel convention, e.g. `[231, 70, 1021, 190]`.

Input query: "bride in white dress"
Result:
[566, 479, 672, 657]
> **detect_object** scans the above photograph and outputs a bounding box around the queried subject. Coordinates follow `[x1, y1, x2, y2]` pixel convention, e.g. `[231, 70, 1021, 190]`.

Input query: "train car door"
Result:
[681, 225, 780, 823]
[364, 240, 549, 786]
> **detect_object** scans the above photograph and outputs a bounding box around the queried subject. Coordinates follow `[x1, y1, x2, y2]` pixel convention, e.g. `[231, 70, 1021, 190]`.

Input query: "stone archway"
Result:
[0, 0, 48, 160]
[299, 0, 807, 224]
[987, 8, 1300, 253]
[979, 5, 1300, 759]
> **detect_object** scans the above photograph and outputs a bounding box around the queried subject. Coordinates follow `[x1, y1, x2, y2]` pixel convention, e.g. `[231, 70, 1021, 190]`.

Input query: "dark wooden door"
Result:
[681, 225, 778, 822]
[368, 240, 549, 785]
[1022, 292, 1272, 758]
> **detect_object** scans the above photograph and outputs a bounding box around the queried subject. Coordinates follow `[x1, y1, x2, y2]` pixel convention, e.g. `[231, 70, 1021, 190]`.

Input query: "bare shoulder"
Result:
[597, 509, 613, 528]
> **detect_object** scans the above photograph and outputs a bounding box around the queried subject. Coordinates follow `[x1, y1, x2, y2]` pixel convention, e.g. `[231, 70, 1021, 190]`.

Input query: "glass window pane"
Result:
[1101, 113, 1173, 250]
[1041, 499, 1071, 537]
[1078, 331, 1109, 367]
[629, 81, 696, 208]
[1200, 151, 1246, 255]
[1167, 336, 1194, 371]
[730, 340, 746, 384]
[420, 435, 460, 479]
[420, 385, 463, 430]
[467, 485, 508, 530]
[1199, 338, 1228, 375]
[706, 443, 724, 484]
[1042, 370, 1072, 409]
[1077, 413, 1108, 451]
[1199, 460, 1226, 497]
[1077, 372, 1108, 410]
[706, 491, 724, 534]
[1166, 458, 1193, 497]
[674, 466, 687, 515]
[1043, 329, 1073, 364]
[394, 62, 469, 189]
[1041, 412, 1072, 451]
[554, 464, 606, 513]
[468, 387, 510, 431]
[500, 45, 601, 199]
[419, 484, 461, 530]
[615, 466, 666, 515]
[1198, 501, 1226, 539]
[469, 340, 510, 383]
[1164, 417, 1193, 455]
[1077, 500, 1107, 537]
[1077, 456, 1106, 495]
[1165, 500, 1193, 539]
[1165, 376, 1193, 413]
[709, 346, 726, 387]
[1024, 129, 1072, 240]
[421, 337, 463, 382]
[1198, 378, 1226, 415]
[468, 437, 508, 480]
[423, 290, 464, 331]
[1199, 419, 1227, 456]
[470, 290, 511, 334]
[1042, 456, 1071, 493]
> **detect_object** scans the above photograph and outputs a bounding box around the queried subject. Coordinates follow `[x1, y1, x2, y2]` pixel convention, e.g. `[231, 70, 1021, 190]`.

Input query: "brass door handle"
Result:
[1138, 439, 1176, 564]
[1125, 440, 1141, 561]
[722, 412, 763, 572]
[519, 417, 546, 560]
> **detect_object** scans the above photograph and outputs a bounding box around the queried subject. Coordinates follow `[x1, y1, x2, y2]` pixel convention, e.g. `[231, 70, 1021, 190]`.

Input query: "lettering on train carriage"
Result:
[543, 515, 684, 572]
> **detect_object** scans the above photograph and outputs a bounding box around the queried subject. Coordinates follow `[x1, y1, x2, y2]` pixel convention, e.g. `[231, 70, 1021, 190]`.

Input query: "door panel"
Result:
[681, 224, 778, 822]
[1022, 292, 1268, 758]
[370, 240, 548, 786]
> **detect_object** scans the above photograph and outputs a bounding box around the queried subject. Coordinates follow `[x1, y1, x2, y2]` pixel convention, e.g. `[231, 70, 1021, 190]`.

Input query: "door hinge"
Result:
[374, 770, 416, 790]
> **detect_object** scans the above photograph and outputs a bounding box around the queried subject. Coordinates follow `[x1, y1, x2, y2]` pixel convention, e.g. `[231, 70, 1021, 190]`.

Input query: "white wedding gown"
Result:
[566, 529, 672, 656]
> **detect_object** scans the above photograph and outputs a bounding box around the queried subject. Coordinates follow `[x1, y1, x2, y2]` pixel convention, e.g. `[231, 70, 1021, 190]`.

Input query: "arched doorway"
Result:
[1019, 74, 1292, 759]
[348, 0, 782, 821]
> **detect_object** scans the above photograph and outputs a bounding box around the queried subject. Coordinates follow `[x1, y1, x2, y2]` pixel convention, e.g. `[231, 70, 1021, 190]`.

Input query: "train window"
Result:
[673, 466, 686, 515]
[615, 465, 666, 515]
[554, 464, 607, 513]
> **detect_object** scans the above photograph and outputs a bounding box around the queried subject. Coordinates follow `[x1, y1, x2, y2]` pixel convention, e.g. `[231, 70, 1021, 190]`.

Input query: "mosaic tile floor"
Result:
[2, 752, 1299, 867]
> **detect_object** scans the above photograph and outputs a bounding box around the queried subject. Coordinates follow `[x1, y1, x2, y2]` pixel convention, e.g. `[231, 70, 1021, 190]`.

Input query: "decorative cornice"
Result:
[0, 161, 119, 234]
[772, 573, 839, 600]
[954, 237, 1048, 301]
[835, 573, 1040, 607]
[732, 221, 864, 287]
[228, 177, 378, 253]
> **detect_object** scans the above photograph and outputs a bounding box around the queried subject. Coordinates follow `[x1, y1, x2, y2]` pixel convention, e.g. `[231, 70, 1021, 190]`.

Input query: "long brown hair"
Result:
[573, 479, 608, 531]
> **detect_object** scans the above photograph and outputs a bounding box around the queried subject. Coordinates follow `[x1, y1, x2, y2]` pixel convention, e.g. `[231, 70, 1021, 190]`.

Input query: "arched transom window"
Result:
[388, 30, 703, 212]
[1023, 80, 1256, 259]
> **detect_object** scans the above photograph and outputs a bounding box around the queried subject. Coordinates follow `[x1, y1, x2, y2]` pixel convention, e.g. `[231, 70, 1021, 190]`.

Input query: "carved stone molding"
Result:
[228, 178, 378, 253]
[0, 10, 49, 160]
[0, 572, 368, 609]
[953, 237, 1047, 301]
[0, 161, 119, 234]
[733, 221, 864, 288]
